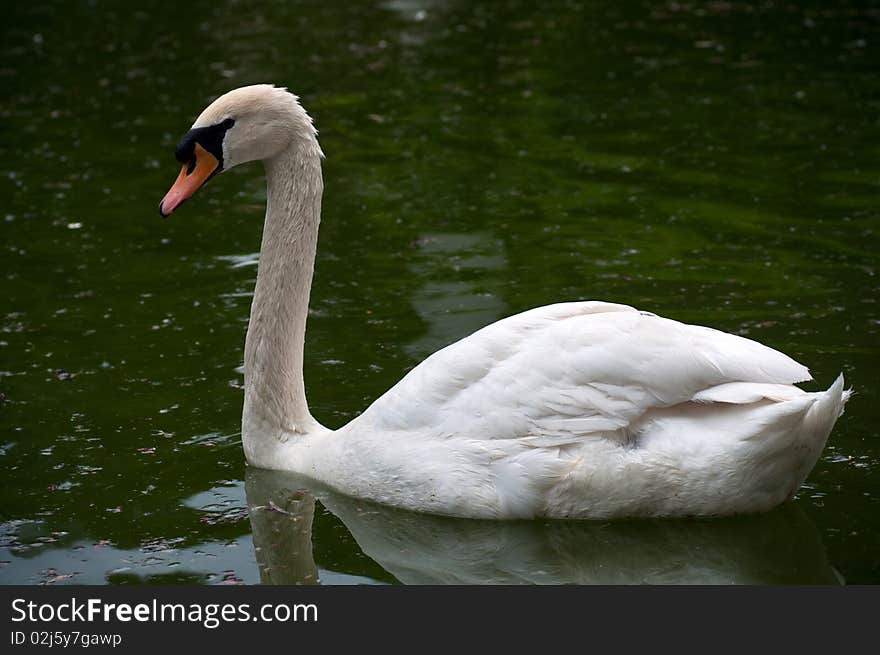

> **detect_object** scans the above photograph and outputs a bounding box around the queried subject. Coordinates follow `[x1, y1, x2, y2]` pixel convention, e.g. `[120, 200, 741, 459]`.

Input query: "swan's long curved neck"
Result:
[242, 137, 325, 459]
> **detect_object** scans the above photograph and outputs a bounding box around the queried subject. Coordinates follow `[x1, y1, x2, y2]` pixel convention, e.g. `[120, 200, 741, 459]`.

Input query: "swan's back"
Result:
[361, 301, 808, 437]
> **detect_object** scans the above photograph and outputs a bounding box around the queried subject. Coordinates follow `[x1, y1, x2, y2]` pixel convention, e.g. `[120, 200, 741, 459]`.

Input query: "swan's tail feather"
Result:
[803, 374, 850, 442]
[779, 374, 850, 501]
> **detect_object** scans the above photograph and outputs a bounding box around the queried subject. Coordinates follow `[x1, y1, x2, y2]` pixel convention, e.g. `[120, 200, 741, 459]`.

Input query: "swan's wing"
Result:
[360, 301, 811, 446]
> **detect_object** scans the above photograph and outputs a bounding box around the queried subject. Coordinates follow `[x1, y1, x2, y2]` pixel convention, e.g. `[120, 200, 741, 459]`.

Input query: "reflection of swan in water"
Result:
[246, 468, 841, 585]
[248, 482, 320, 585]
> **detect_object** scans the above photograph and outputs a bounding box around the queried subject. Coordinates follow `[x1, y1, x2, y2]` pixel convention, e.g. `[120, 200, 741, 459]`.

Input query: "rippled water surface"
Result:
[1, 0, 878, 584]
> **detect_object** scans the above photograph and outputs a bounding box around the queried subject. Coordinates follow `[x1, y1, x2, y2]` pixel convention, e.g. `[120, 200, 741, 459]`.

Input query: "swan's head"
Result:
[159, 84, 318, 217]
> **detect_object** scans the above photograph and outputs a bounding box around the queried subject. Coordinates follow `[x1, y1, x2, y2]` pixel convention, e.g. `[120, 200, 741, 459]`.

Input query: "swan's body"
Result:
[161, 85, 850, 519]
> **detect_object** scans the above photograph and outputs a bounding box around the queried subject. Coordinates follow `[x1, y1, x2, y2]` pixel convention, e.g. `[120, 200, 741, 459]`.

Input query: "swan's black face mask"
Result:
[159, 118, 235, 217]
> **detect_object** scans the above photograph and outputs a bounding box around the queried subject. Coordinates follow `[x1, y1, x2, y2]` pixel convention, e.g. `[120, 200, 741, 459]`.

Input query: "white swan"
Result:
[160, 84, 850, 519]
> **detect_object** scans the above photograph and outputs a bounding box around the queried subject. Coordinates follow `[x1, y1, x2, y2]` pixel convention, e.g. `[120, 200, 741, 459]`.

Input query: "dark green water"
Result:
[1, 0, 878, 584]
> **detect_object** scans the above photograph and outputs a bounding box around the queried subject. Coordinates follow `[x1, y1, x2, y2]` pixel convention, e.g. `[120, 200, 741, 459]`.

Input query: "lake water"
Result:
[1, 0, 878, 584]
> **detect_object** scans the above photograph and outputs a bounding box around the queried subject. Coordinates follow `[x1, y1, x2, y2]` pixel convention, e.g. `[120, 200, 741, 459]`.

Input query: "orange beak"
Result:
[159, 143, 220, 217]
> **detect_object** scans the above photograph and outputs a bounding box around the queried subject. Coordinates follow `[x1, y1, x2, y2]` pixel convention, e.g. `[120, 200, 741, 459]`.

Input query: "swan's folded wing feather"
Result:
[360, 301, 811, 444]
